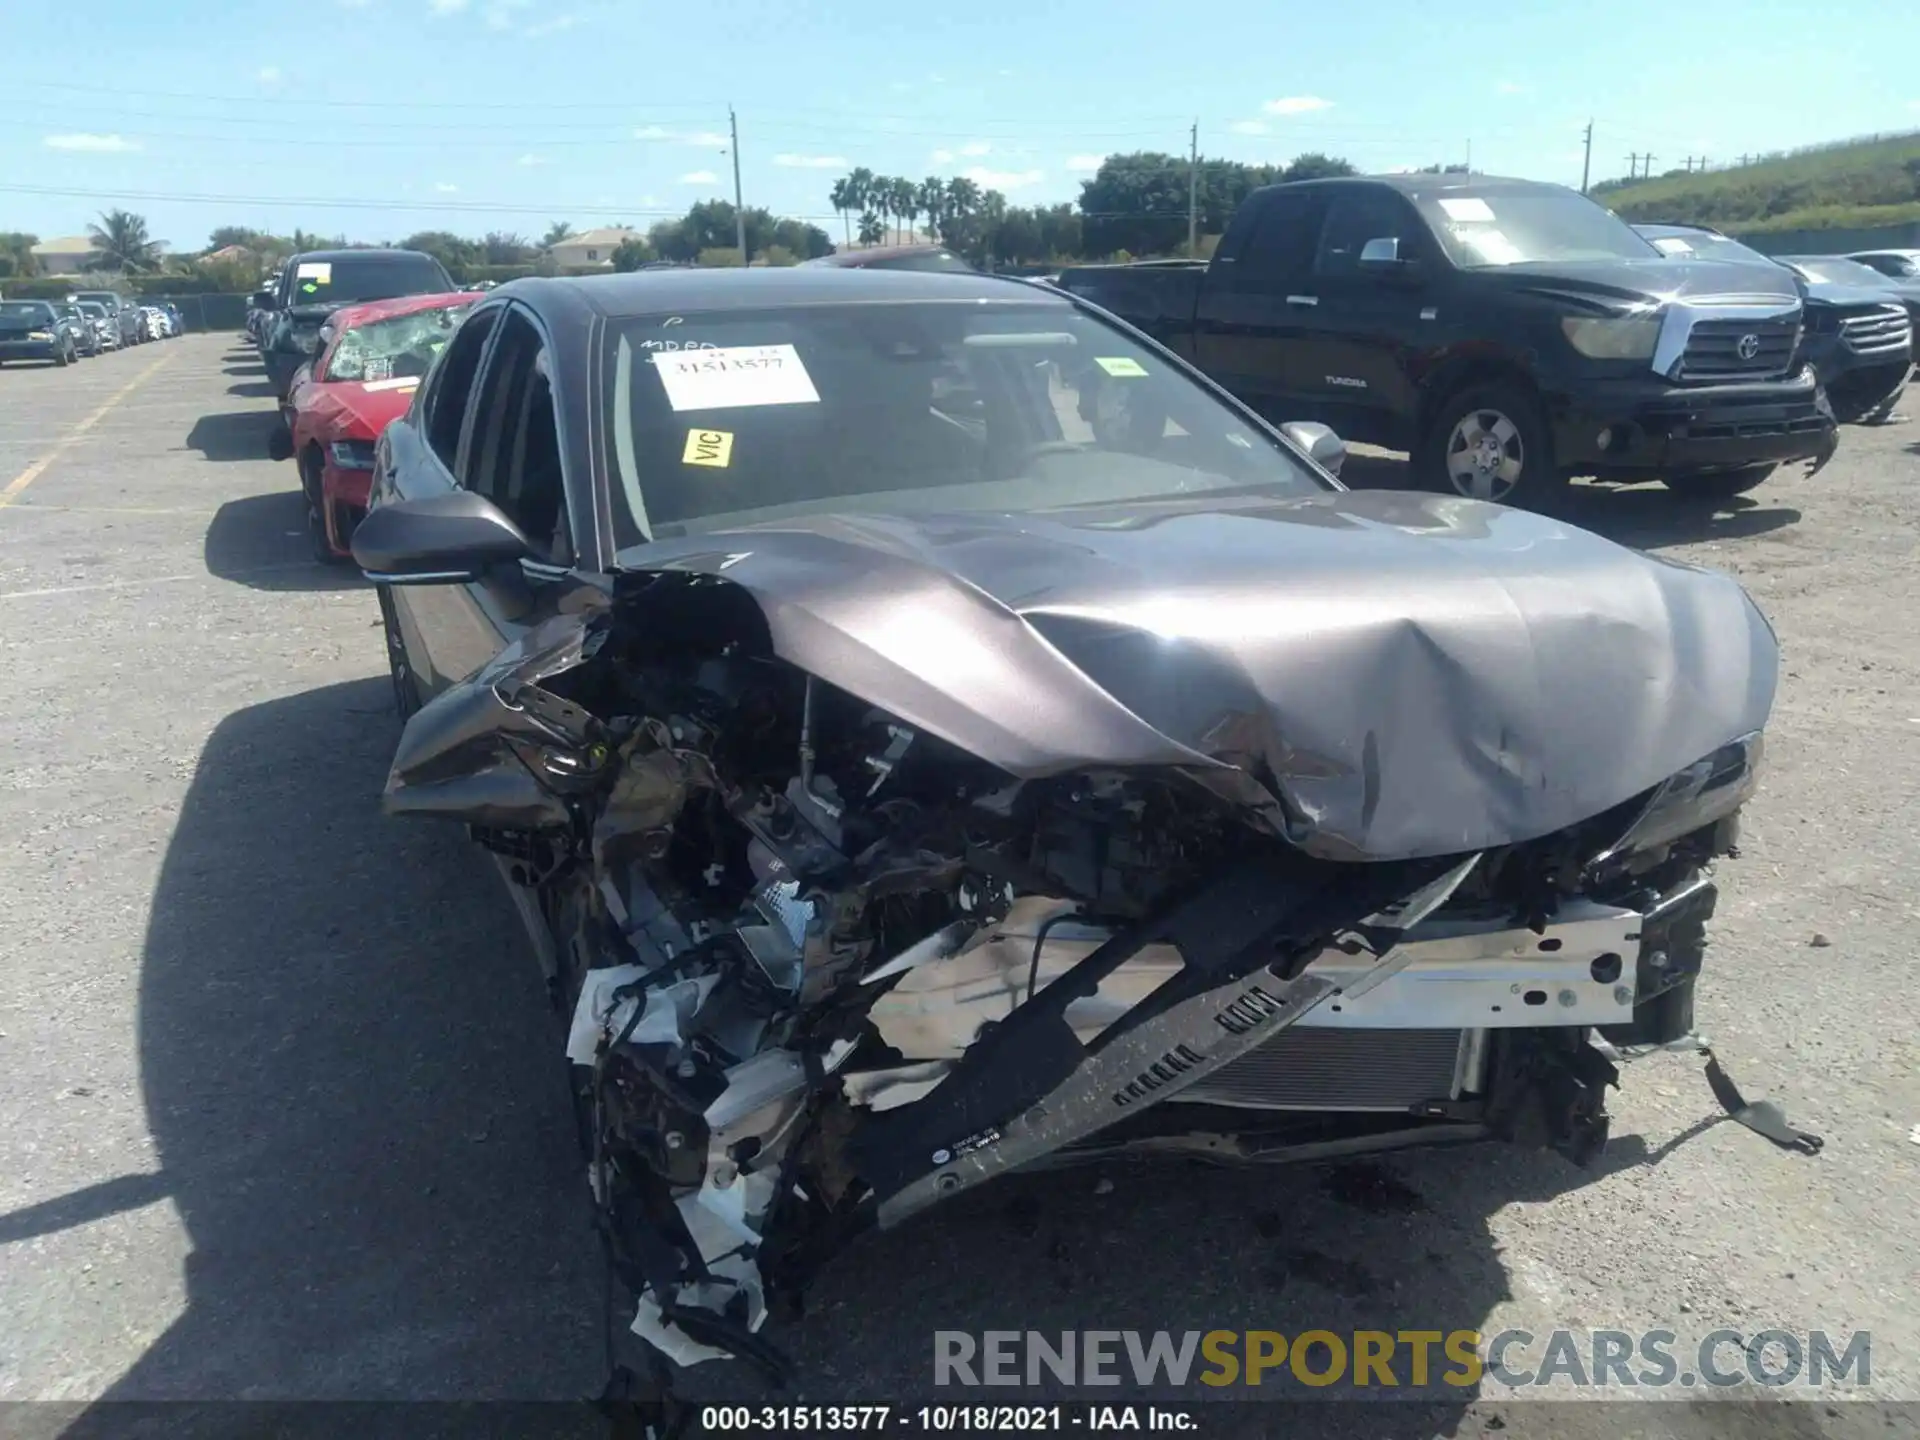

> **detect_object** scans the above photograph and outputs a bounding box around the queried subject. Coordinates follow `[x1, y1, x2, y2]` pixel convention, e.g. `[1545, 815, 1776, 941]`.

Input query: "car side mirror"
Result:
[1357, 236, 1420, 279]
[1280, 420, 1348, 479]
[251, 290, 277, 310]
[352, 491, 534, 584]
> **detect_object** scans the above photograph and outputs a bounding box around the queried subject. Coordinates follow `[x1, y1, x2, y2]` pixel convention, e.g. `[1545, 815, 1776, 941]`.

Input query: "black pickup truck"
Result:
[1057, 174, 1838, 507]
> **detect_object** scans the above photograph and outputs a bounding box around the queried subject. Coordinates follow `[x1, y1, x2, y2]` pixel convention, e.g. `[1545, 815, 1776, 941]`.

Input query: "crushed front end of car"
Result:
[372, 492, 1790, 1389]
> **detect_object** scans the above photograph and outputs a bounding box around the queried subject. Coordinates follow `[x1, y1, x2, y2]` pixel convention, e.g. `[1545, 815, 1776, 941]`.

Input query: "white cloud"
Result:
[525, 13, 576, 35]
[964, 165, 1043, 191]
[930, 149, 956, 164]
[44, 133, 141, 153]
[1495, 80, 1527, 95]
[434, 181, 459, 192]
[516, 153, 546, 167]
[1228, 119, 1269, 135]
[257, 65, 283, 85]
[634, 125, 673, 141]
[679, 170, 719, 185]
[427, 0, 467, 13]
[774, 153, 848, 169]
[1065, 154, 1102, 172]
[681, 130, 729, 148]
[1263, 95, 1333, 115]
[960, 140, 992, 157]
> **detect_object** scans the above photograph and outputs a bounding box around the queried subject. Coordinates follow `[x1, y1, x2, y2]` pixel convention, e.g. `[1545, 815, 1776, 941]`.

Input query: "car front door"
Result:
[1191, 186, 1331, 422]
[403, 304, 587, 696]
[1286, 188, 1433, 446]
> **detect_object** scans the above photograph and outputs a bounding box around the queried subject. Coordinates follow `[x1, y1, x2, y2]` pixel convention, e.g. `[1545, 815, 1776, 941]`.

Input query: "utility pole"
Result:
[1643, 153, 1656, 177]
[1580, 120, 1593, 193]
[729, 106, 747, 263]
[1186, 120, 1199, 257]
[1627, 152, 1640, 179]
[1465, 138, 1472, 172]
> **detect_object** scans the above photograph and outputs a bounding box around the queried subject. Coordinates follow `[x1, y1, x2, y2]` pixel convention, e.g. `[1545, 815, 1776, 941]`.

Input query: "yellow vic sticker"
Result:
[1095, 356, 1148, 377]
[682, 428, 735, 468]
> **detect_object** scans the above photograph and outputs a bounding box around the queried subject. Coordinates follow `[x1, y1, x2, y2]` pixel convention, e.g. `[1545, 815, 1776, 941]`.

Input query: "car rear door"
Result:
[401, 303, 590, 695]
[1190, 185, 1331, 421]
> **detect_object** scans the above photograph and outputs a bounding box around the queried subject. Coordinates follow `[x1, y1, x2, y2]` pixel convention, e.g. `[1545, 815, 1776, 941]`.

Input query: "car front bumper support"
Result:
[1550, 369, 1837, 478]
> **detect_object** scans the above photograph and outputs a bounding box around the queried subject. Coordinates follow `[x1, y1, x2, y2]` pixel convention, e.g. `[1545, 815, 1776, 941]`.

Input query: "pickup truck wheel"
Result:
[1423, 384, 1561, 508]
[1663, 463, 1777, 503]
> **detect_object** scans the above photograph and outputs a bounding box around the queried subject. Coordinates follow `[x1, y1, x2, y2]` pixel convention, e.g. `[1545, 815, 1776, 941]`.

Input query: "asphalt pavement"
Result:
[0, 334, 1915, 1439]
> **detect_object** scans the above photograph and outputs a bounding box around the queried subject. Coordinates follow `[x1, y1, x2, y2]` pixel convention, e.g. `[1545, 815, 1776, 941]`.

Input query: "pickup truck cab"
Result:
[1058, 174, 1837, 508]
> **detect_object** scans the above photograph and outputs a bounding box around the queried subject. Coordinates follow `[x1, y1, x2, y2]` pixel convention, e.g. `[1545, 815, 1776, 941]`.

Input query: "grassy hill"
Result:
[1592, 130, 1920, 234]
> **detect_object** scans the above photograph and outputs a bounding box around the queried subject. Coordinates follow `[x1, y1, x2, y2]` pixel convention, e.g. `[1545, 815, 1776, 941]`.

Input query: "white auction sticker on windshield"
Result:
[1438, 197, 1495, 222]
[295, 262, 332, 282]
[654, 343, 820, 412]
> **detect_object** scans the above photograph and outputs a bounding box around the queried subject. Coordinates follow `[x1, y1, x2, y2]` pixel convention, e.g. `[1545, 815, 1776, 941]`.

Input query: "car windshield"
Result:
[1787, 257, 1897, 289]
[322, 303, 473, 381]
[1637, 229, 1774, 266]
[72, 292, 118, 308]
[1415, 189, 1659, 268]
[78, 303, 105, 317]
[605, 300, 1329, 547]
[0, 302, 54, 321]
[1856, 254, 1918, 278]
[285, 256, 452, 308]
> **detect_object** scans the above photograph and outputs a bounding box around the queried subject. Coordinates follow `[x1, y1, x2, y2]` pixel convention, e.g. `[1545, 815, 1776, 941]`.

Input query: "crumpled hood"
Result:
[301, 379, 419, 442]
[613, 489, 1777, 861]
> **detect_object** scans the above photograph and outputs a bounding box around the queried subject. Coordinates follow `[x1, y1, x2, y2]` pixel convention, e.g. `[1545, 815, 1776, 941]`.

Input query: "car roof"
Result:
[1633, 222, 1724, 237]
[284, 248, 444, 267]
[1257, 172, 1577, 202]
[804, 243, 970, 268]
[325, 291, 478, 330]
[491, 266, 1066, 322]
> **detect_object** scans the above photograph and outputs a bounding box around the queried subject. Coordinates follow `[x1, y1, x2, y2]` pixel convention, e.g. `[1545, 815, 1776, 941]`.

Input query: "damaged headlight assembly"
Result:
[1589, 732, 1762, 876]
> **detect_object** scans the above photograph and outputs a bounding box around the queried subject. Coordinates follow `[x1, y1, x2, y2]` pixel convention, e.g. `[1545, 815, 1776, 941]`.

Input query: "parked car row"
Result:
[0, 292, 181, 367]
[279, 262, 1803, 1405]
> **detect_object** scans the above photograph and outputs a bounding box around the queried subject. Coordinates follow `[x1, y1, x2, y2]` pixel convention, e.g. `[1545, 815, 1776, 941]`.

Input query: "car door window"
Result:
[1230, 190, 1330, 290]
[460, 311, 572, 567]
[424, 307, 500, 471]
[1314, 191, 1422, 279]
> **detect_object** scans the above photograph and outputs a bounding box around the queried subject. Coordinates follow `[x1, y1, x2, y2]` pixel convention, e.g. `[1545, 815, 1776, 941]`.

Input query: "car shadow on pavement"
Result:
[57, 676, 608, 1417]
[31, 680, 1791, 1439]
[227, 379, 278, 399]
[204, 491, 368, 593]
[1339, 453, 1801, 551]
[186, 410, 280, 464]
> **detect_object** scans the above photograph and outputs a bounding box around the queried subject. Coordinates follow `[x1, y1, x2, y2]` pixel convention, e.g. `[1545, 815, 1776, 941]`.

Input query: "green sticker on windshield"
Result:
[1096, 356, 1148, 378]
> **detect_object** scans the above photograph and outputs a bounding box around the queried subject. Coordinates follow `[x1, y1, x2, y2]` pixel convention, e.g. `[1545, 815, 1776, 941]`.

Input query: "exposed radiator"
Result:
[1176, 1027, 1481, 1112]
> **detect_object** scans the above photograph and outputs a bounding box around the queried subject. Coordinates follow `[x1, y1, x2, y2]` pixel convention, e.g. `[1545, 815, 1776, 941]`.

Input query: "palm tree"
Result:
[541, 220, 576, 248]
[86, 210, 162, 274]
[828, 177, 855, 245]
[857, 211, 886, 246]
[867, 176, 894, 245]
[888, 176, 918, 243]
[916, 178, 947, 241]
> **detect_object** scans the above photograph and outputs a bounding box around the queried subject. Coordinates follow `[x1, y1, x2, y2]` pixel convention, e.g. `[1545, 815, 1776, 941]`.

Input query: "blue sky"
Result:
[5, 0, 1917, 251]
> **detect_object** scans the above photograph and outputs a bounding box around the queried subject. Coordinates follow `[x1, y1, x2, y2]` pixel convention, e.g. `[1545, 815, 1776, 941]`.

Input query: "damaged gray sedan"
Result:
[352, 268, 1778, 1389]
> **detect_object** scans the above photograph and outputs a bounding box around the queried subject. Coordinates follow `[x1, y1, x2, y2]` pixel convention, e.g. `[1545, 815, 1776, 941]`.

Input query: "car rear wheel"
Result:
[1663, 463, 1777, 503]
[1422, 382, 1564, 510]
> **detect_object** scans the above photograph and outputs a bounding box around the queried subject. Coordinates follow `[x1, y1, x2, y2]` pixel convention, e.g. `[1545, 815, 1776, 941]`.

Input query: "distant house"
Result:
[29, 236, 94, 276]
[202, 244, 255, 265]
[546, 227, 645, 270]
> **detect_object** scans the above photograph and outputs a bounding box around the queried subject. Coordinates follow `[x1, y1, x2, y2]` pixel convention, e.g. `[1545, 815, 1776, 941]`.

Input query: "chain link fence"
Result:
[139, 293, 250, 333]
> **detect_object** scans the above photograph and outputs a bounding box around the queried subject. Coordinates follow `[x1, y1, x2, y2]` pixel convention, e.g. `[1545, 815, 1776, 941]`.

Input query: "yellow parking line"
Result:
[0, 353, 172, 508]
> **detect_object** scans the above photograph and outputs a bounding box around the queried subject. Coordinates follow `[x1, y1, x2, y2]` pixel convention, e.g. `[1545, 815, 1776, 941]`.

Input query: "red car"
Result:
[269, 291, 475, 560]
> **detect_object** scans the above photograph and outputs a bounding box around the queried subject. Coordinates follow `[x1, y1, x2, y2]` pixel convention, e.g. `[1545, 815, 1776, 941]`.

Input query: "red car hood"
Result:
[298, 377, 421, 442]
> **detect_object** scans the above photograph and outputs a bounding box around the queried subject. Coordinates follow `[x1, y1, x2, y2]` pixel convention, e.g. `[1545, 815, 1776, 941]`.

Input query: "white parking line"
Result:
[0, 353, 173, 508]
